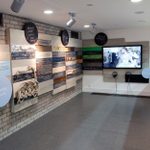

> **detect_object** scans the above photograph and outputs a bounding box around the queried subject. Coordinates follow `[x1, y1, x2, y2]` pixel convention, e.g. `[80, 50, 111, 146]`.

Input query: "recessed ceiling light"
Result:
[44, 10, 53, 15]
[84, 25, 90, 28]
[87, 3, 93, 6]
[130, 0, 143, 3]
[138, 20, 146, 23]
[135, 11, 144, 14]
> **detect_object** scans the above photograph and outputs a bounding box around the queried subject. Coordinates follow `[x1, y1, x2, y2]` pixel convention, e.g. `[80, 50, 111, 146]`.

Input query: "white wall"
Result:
[82, 27, 150, 96]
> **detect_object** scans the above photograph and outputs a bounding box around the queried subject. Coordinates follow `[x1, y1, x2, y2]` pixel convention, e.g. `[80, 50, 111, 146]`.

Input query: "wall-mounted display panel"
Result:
[36, 45, 53, 95]
[52, 46, 67, 95]
[9, 29, 38, 113]
[36, 33, 53, 95]
[0, 45, 12, 108]
[66, 49, 77, 89]
[82, 47, 102, 70]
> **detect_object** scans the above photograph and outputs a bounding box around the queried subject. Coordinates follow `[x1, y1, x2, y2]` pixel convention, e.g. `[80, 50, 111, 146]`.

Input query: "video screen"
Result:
[103, 45, 142, 69]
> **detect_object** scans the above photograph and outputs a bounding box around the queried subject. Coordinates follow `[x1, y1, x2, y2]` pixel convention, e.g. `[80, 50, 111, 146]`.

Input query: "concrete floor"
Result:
[0, 93, 150, 150]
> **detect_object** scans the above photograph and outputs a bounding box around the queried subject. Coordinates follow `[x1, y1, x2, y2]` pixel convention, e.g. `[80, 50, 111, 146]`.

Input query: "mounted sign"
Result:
[23, 22, 38, 44]
[94, 32, 108, 46]
[0, 76, 12, 108]
[60, 30, 69, 46]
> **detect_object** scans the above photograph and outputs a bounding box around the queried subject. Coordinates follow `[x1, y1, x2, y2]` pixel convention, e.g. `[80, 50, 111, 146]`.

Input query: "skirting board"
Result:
[91, 92, 150, 98]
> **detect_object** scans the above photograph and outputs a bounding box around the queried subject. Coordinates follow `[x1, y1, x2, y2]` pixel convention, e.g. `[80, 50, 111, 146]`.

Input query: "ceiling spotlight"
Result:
[89, 23, 97, 34]
[44, 10, 53, 15]
[91, 23, 97, 32]
[66, 12, 76, 28]
[11, 0, 25, 13]
[130, 0, 143, 3]
[84, 25, 90, 28]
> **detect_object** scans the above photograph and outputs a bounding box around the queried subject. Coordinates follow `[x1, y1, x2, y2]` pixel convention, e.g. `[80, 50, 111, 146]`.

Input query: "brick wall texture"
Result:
[0, 13, 82, 141]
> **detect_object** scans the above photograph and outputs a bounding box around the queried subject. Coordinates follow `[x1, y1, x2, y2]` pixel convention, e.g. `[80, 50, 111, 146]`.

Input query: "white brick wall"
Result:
[0, 13, 82, 141]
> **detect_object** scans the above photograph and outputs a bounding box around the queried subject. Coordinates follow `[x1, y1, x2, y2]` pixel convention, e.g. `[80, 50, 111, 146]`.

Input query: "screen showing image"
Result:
[103, 45, 142, 69]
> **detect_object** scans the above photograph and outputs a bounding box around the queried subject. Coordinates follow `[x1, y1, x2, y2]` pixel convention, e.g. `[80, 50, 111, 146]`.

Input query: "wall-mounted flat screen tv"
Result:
[103, 45, 142, 69]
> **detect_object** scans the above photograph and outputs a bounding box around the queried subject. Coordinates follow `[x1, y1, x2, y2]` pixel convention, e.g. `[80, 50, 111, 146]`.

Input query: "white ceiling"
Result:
[0, 0, 150, 31]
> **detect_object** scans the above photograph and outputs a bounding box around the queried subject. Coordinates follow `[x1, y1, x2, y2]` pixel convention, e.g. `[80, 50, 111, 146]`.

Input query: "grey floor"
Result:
[0, 93, 150, 150]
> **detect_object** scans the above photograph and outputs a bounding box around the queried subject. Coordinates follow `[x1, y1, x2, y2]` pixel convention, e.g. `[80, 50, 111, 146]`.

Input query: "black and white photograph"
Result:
[11, 45, 36, 60]
[13, 66, 35, 83]
[13, 79, 38, 105]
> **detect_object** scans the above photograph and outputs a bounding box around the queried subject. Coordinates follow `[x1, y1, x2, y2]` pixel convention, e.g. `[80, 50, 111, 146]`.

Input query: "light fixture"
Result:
[135, 11, 144, 14]
[89, 23, 97, 35]
[87, 3, 94, 6]
[130, 0, 143, 3]
[44, 10, 53, 14]
[84, 25, 90, 28]
[11, 0, 25, 13]
[91, 23, 97, 33]
[66, 12, 76, 28]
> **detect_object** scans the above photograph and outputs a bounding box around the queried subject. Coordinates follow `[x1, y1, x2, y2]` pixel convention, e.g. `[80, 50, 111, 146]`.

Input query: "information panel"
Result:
[0, 45, 12, 108]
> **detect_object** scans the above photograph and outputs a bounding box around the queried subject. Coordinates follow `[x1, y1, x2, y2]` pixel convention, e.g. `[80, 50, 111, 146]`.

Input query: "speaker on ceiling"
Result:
[11, 0, 25, 13]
